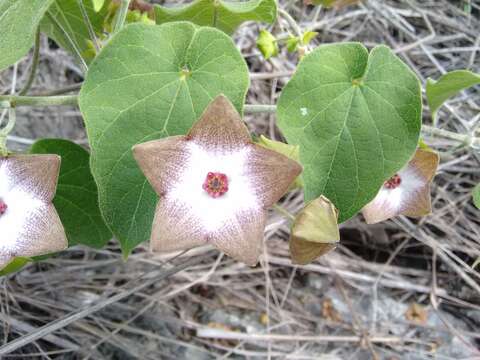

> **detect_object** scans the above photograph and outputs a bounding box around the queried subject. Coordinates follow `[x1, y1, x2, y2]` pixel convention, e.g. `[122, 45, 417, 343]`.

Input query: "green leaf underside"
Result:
[154, 0, 277, 34]
[426, 70, 480, 117]
[30, 139, 111, 248]
[0, 0, 54, 71]
[40, 0, 109, 64]
[79, 22, 249, 256]
[473, 183, 480, 210]
[277, 43, 421, 222]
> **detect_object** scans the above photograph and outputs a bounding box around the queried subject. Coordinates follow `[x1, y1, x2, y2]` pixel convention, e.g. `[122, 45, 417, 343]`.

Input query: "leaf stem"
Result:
[114, 0, 131, 33]
[76, 0, 101, 53]
[19, 30, 41, 96]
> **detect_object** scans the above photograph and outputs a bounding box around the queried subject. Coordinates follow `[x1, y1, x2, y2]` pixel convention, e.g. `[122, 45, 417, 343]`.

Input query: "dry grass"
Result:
[1, 0, 479, 359]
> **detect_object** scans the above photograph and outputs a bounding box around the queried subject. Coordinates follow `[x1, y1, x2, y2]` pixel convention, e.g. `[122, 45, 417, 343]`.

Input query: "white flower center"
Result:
[167, 142, 260, 232]
[374, 166, 424, 211]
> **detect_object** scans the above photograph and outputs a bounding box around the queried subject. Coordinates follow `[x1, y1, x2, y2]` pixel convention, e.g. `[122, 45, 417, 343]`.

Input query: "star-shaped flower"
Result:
[362, 148, 439, 224]
[133, 96, 302, 265]
[0, 155, 67, 269]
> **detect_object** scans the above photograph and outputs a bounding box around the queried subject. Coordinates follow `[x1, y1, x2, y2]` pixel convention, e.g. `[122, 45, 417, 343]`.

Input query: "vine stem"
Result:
[0, 97, 475, 147]
[19, 30, 40, 96]
[278, 8, 303, 38]
[243, 104, 479, 147]
[0, 95, 78, 108]
[114, 0, 131, 33]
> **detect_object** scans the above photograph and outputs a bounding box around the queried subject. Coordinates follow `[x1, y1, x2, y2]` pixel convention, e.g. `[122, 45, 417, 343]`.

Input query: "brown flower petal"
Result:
[16, 204, 67, 257]
[0, 155, 67, 269]
[248, 145, 303, 208]
[188, 95, 251, 151]
[132, 136, 189, 195]
[362, 149, 439, 224]
[4, 155, 61, 201]
[409, 148, 439, 182]
[150, 200, 207, 253]
[211, 209, 266, 266]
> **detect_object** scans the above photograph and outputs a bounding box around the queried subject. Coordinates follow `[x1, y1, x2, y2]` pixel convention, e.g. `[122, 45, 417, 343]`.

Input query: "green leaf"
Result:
[277, 43, 421, 222]
[0, 0, 54, 71]
[473, 183, 480, 210]
[40, 0, 110, 64]
[426, 70, 480, 118]
[290, 195, 339, 265]
[257, 29, 278, 60]
[30, 139, 111, 248]
[154, 0, 277, 34]
[79, 22, 250, 256]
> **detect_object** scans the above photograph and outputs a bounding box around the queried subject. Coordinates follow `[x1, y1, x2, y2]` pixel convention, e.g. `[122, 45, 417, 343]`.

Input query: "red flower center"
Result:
[0, 199, 7, 216]
[384, 174, 402, 189]
[203, 172, 228, 198]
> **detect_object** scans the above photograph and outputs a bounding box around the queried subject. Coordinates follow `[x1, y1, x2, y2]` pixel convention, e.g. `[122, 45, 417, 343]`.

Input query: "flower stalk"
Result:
[0, 108, 15, 156]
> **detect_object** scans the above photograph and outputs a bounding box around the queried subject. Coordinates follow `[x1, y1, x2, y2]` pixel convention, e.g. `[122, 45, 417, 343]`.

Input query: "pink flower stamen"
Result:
[203, 172, 229, 198]
[0, 199, 7, 216]
[384, 174, 402, 190]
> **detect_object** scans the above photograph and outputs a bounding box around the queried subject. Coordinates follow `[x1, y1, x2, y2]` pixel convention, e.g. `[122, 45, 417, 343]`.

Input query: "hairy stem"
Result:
[19, 30, 41, 96]
[278, 8, 303, 38]
[0, 95, 78, 108]
[0, 97, 475, 147]
[114, 0, 131, 33]
[244, 104, 478, 147]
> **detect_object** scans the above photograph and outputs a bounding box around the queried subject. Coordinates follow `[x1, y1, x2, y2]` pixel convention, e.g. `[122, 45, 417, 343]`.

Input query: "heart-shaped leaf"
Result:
[40, 0, 110, 64]
[154, 0, 277, 34]
[0, 0, 54, 71]
[277, 43, 421, 222]
[79, 22, 250, 256]
[290, 195, 339, 265]
[426, 70, 480, 119]
[30, 139, 111, 248]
